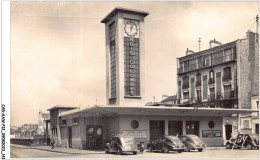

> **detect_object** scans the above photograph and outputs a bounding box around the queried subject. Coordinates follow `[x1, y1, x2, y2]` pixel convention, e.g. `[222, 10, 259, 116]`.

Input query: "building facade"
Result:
[177, 31, 259, 141]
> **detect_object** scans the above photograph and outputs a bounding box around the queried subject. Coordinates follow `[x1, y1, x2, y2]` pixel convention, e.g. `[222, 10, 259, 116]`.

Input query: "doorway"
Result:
[168, 121, 183, 136]
[186, 121, 199, 136]
[86, 125, 103, 149]
[68, 127, 72, 148]
[225, 125, 232, 140]
[150, 121, 165, 142]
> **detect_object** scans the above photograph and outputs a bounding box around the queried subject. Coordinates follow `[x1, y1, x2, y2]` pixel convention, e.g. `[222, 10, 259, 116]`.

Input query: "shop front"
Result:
[57, 105, 257, 149]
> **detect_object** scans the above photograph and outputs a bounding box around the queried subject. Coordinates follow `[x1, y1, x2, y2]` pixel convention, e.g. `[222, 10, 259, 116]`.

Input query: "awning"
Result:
[59, 105, 258, 117]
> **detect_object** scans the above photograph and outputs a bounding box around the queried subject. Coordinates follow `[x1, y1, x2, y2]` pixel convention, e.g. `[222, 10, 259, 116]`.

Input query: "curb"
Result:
[206, 147, 226, 150]
[11, 144, 81, 154]
[11, 144, 104, 155]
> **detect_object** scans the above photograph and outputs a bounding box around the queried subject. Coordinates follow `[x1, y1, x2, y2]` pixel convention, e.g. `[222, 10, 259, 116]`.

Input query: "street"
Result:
[11, 146, 259, 158]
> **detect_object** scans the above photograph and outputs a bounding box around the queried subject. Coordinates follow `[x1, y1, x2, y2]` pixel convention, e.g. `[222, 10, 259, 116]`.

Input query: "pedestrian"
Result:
[50, 137, 55, 149]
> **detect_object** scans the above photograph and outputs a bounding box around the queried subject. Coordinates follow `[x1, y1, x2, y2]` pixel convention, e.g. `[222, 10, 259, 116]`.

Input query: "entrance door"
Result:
[68, 127, 72, 148]
[168, 121, 183, 136]
[150, 121, 165, 142]
[86, 125, 103, 149]
[186, 121, 199, 136]
[225, 125, 232, 140]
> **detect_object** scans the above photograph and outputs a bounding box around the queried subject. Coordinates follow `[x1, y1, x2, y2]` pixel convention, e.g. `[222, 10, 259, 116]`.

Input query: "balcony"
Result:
[178, 91, 237, 108]
[177, 53, 236, 74]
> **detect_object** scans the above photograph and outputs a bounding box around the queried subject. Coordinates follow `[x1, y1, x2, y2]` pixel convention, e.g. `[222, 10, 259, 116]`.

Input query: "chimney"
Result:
[209, 39, 222, 48]
[186, 48, 195, 55]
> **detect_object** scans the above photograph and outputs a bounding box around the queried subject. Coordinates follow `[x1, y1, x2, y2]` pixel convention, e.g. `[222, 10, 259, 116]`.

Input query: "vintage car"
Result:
[226, 134, 259, 150]
[104, 134, 139, 155]
[179, 134, 207, 152]
[147, 135, 185, 153]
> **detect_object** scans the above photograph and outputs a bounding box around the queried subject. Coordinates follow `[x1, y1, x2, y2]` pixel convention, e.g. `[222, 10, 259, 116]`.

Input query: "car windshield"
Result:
[166, 136, 182, 144]
[189, 135, 203, 143]
[121, 137, 134, 144]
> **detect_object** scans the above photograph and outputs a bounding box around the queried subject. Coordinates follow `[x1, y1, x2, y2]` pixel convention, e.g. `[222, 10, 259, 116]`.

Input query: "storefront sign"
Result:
[123, 19, 140, 97]
[202, 130, 222, 137]
[121, 130, 147, 139]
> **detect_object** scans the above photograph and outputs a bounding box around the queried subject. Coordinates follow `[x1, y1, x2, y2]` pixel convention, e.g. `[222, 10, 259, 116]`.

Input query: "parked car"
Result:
[226, 133, 259, 150]
[104, 134, 139, 155]
[147, 135, 185, 153]
[179, 134, 207, 152]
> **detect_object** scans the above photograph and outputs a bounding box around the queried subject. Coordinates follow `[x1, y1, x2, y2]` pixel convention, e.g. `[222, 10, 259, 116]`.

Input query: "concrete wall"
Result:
[104, 11, 147, 106]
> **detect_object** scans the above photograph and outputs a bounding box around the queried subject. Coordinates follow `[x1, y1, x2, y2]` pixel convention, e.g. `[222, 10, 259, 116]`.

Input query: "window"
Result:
[72, 118, 79, 124]
[223, 67, 232, 81]
[190, 58, 196, 70]
[224, 49, 232, 62]
[60, 120, 67, 125]
[197, 56, 203, 69]
[109, 22, 117, 98]
[183, 92, 189, 100]
[224, 85, 231, 99]
[209, 71, 215, 84]
[184, 60, 189, 72]
[210, 87, 215, 101]
[256, 124, 259, 134]
[211, 51, 223, 65]
[196, 74, 201, 87]
[186, 121, 199, 136]
[243, 120, 249, 129]
[182, 76, 189, 89]
[203, 54, 210, 67]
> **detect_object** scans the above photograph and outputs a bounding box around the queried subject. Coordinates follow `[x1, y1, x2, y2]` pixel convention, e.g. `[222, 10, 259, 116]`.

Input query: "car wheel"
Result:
[164, 146, 169, 153]
[147, 146, 153, 152]
[117, 149, 123, 155]
[105, 150, 109, 154]
[226, 143, 231, 149]
[133, 151, 137, 155]
[178, 150, 182, 153]
[246, 143, 253, 150]
[198, 148, 203, 152]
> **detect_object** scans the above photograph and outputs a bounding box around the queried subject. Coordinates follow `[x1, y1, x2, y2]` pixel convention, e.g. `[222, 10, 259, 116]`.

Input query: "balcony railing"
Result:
[178, 53, 236, 74]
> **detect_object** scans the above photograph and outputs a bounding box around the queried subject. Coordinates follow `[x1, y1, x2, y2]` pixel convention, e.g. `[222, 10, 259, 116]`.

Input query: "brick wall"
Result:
[237, 31, 259, 109]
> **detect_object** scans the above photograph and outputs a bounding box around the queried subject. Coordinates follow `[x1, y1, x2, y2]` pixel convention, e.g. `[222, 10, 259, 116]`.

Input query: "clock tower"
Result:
[101, 8, 149, 106]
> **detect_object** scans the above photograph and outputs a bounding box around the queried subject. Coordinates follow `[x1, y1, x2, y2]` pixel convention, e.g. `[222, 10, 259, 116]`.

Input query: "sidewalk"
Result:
[11, 144, 104, 155]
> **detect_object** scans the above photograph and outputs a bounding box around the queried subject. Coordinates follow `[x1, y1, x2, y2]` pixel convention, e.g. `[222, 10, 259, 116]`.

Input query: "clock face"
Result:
[124, 20, 139, 37]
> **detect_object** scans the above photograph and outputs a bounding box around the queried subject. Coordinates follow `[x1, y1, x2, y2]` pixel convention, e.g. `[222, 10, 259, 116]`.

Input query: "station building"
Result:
[47, 8, 258, 150]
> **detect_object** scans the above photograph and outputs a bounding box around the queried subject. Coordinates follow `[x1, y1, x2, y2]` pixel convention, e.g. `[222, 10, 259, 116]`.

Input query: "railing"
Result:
[178, 53, 236, 74]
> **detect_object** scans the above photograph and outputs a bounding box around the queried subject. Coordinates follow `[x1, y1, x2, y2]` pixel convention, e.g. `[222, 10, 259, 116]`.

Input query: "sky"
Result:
[10, 1, 258, 126]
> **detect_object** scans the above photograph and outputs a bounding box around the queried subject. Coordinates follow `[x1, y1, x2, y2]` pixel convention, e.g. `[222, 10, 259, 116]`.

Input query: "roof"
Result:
[161, 96, 177, 102]
[47, 105, 79, 111]
[59, 105, 258, 117]
[101, 7, 149, 23]
[178, 40, 237, 60]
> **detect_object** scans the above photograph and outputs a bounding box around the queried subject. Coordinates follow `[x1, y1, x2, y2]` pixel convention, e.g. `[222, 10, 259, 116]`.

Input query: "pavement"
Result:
[11, 144, 226, 154]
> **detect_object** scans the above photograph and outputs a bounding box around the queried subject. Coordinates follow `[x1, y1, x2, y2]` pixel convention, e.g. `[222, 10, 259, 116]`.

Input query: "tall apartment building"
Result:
[177, 31, 259, 140]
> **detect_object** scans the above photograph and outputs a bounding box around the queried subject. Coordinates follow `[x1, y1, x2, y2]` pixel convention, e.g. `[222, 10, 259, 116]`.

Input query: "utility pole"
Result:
[198, 38, 201, 51]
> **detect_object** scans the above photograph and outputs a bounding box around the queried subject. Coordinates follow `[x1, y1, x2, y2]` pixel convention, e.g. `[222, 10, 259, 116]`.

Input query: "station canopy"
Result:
[59, 105, 259, 117]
